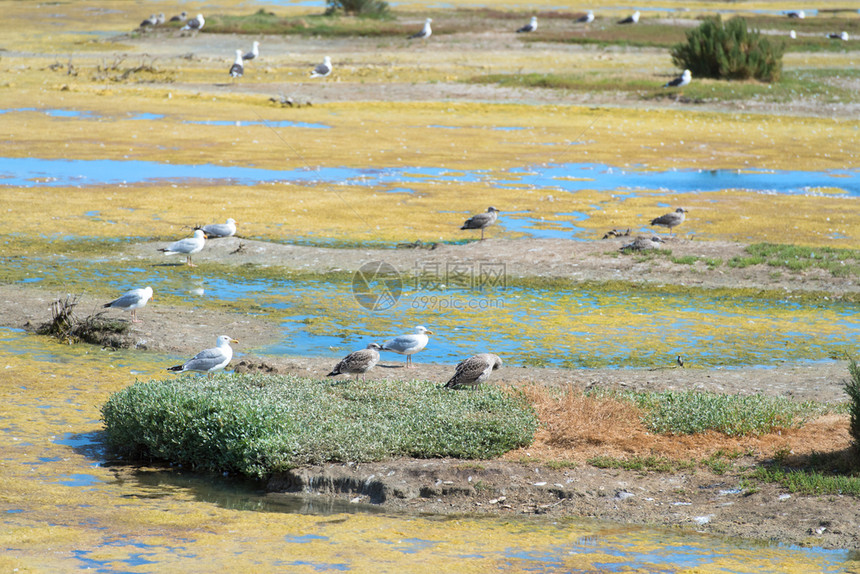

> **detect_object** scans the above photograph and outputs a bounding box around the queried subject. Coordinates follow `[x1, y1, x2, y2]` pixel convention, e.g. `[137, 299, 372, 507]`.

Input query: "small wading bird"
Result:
[181, 13, 204, 32]
[310, 56, 332, 78]
[229, 49, 244, 78]
[103, 286, 153, 323]
[381, 326, 433, 368]
[664, 69, 691, 88]
[159, 229, 206, 266]
[196, 218, 237, 239]
[167, 335, 238, 378]
[650, 207, 688, 236]
[444, 353, 503, 390]
[461, 206, 500, 240]
[327, 343, 382, 380]
[243, 41, 260, 61]
[618, 10, 639, 24]
[409, 18, 432, 40]
[517, 16, 538, 33]
[576, 10, 595, 23]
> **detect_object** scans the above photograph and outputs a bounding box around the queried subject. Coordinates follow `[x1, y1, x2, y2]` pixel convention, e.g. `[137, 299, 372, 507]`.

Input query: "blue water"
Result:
[186, 119, 331, 129]
[2, 156, 856, 196]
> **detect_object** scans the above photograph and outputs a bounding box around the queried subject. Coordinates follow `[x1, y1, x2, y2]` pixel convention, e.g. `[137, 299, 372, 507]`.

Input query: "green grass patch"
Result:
[728, 242, 860, 277]
[203, 10, 402, 36]
[587, 455, 688, 473]
[751, 463, 860, 496]
[101, 374, 537, 478]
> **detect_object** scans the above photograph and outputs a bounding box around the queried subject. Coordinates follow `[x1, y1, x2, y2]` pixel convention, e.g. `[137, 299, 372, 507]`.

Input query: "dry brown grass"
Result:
[506, 385, 850, 466]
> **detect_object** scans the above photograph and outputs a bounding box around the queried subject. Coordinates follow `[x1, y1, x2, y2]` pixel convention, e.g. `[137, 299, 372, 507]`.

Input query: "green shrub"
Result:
[101, 374, 537, 478]
[325, 0, 390, 18]
[671, 16, 784, 82]
[845, 357, 860, 454]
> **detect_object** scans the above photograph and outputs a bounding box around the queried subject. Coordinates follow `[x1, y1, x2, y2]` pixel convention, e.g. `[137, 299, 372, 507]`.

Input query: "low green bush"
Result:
[845, 357, 860, 454]
[101, 374, 537, 478]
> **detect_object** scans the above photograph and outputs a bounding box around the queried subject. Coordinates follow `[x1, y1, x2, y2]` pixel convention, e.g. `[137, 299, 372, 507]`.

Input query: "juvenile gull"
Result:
[103, 286, 153, 323]
[664, 69, 691, 88]
[181, 13, 205, 32]
[310, 56, 332, 78]
[244, 41, 260, 61]
[576, 10, 595, 23]
[444, 353, 503, 390]
[461, 206, 500, 240]
[409, 18, 432, 40]
[381, 326, 433, 368]
[517, 16, 538, 33]
[169, 11, 187, 23]
[197, 218, 237, 239]
[327, 343, 381, 379]
[650, 207, 688, 236]
[618, 10, 640, 24]
[620, 236, 664, 252]
[158, 229, 206, 266]
[167, 335, 238, 378]
[229, 49, 244, 78]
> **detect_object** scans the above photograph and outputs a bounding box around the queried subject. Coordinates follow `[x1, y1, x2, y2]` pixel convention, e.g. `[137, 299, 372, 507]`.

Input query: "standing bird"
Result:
[229, 50, 244, 78]
[158, 229, 206, 266]
[169, 11, 187, 23]
[103, 286, 153, 323]
[167, 335, 238, 378]
[650, 207, 688, 237]
[243, 41, 260, 61]
[381, 326, 433, 368]
[517, 16, 538, 33]
[828, 32, 849, 41]
[181, 13, 205, 32]
[310, 56, 332, 78]
[196, 218, 236, 239]
[790, 30, 797, 39]
[786, 10, 805, 18]
[327, 343, 382, 379]
[676, 355, 685, 368]
[409, 18, 433, 40]
[576, 10, 595, 23]
[618, 10, 640, 24]
[444, 354, 503, 390]
[460, 206, 500, 241]
[155, 13, 166, 25]
[664, 69, 691, 88]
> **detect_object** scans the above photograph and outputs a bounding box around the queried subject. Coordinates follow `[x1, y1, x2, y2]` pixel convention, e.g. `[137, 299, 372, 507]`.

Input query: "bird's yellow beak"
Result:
[426, 330, 435, 335]
[231, 339, 239, 344]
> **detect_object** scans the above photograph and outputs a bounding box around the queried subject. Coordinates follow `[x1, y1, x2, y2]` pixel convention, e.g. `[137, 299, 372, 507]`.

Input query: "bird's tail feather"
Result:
[167, 365, 183, 372]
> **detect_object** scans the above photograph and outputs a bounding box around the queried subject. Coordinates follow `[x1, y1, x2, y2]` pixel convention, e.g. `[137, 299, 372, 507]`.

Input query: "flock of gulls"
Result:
[102, 201, 687, 385]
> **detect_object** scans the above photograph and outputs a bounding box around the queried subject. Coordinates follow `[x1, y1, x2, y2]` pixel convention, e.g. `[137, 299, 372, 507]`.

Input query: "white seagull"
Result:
[444, 354, 503, 390]
[327, 343, 382, 379]
[618, 10, 640, 24]
[243, 41, 260, 61]
[103, 286, 153, 323]
[576, 10, 595, 23]
[461, 206, 500, 240]
[167, 335, 238, 378]
[409, 18, 432, 40]
[158, 229, 206, 266]
[790, 30, 797, 39]
[664, 69, 691, 88]
[181, 13, 205, 32]
[517, 16, 538, 33]
[310, 56, 332, 78]
[155, 13, 166, 25]
[828, 32, 849, 41]
[786, 10, 805, 19]
[381, 326, 433, 368]
[140, 14, 158, 27]
[229, 50, 244, 78]
[650, 207, 688, 236]
[197, 218, 237, 239]
[169, 11, 187, 23]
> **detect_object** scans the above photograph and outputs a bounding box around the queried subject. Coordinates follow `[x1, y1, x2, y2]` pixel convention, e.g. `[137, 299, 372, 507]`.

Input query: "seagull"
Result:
[828, 32, 849, 41]
[409, 18, 432, 40]
[444, 354, 503, 390]
[650, 207, 688, 236]
[229, 49, 244, 78]
[169, 11, 187, 23]
[140, 14, 158, 27]
[618, 10, 640, 24]
[517, 16, 538, 33]
[155, 13, 166, 25]
[576, 10, 595, 23]
[181, 13, 204, 32]
[461, 206, 500, 240]
[676, 355, 685, 368]
[103, 286, 153, 323]
[167, 335, 238, 378]
[158, 229, 206, 266]
[790, 30, 797, 39]
[620, 235, 665, 252]
[664, 69, 691, 88]
[310, 56, 332, 78]
[381, 326, 433, 368]
[786, 10, 805, 18]
[327, 343, 382, 379]
[243, 41, 260, 61]
[196, 218, 237, 239]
